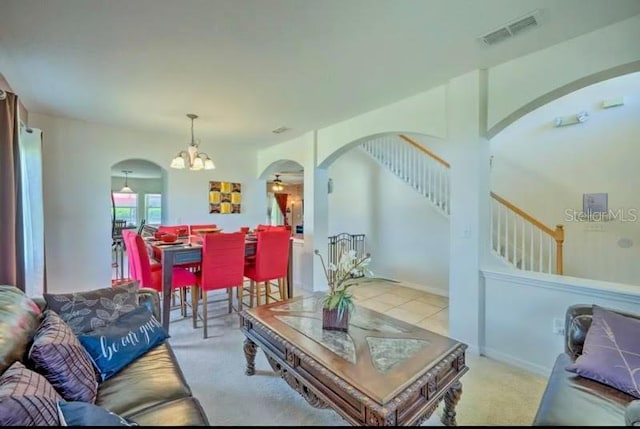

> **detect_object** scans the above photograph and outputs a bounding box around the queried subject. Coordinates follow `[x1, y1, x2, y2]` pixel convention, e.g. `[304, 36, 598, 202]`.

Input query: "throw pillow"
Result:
[27, 310, 98, 403]
[77, 305, 169, 381]
[0, 361, 61, 425]
[57, 400, 137, 426]
[0, 285, 42, 374]
[43, 283, 138, 334]
[566, 305, 640, 398]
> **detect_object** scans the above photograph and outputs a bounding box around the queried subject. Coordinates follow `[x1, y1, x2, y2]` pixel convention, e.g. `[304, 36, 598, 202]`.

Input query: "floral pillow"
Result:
[43, 284, 138, 335]
[566, 305, 640, 398]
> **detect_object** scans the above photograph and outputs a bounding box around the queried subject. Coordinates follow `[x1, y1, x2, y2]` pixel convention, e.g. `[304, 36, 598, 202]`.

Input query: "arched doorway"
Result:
[259, 159, 304, 235]
[110, 158, 165, 283]
[489, 70, 640, 285]
[319, 131, 451, 297]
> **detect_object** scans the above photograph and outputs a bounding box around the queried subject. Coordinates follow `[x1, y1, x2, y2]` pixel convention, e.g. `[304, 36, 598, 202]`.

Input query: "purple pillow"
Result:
[0, 361, 62, 425]
[27, 310, 98, 403]
[566, 305, 640, 398]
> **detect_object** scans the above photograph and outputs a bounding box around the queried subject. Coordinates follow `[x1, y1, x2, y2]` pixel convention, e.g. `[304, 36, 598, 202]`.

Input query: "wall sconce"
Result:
[554, 111, 589, 127]
[328, 178, 334, 194]
[602, 97, 624, 109]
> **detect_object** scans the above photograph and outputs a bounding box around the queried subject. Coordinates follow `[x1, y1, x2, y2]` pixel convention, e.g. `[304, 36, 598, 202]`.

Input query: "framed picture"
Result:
[209, 181, 241, 214]
[583, 193, 608, 215]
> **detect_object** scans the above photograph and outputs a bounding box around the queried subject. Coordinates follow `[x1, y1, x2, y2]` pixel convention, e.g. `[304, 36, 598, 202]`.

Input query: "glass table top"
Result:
[273, 295, 430, 373]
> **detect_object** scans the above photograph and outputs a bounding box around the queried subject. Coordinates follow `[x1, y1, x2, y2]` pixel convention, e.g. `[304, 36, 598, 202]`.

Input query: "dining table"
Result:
[146, 235, 294, 333]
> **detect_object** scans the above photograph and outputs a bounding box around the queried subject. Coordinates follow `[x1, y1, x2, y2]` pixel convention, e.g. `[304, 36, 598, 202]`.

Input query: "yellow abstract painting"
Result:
[209, 181, 241, 214]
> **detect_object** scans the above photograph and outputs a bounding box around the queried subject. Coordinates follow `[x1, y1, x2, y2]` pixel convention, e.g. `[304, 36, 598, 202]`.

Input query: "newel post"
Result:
[555, 225, 564, 275]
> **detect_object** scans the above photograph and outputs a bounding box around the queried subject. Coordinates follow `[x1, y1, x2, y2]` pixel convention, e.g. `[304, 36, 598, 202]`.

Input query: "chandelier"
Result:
[170, 113, 215, 171]
[120, 170, 134, 193]
[272, 174, 284, 192]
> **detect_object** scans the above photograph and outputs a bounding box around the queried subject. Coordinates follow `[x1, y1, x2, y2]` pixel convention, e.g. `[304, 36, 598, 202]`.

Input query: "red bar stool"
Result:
[192, 231, 246, 338]
[243, 230, 291, 307]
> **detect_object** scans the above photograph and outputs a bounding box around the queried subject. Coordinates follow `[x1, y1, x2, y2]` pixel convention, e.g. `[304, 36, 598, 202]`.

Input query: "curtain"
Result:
[0, 90, 25, 289]
[269, 194, 283, 226]
[274, 193, 289, 225]
[19, 127, 46, 296]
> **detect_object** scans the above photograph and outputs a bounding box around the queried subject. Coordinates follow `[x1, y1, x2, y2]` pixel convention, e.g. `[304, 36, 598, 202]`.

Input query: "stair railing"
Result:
[491, 192, 564, 275]
[360, 134, 450, 215]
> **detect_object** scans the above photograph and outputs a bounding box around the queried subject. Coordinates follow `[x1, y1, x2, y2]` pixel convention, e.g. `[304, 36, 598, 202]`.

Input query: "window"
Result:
[112, 193, 138, 226]
[145, 193, 162, 225]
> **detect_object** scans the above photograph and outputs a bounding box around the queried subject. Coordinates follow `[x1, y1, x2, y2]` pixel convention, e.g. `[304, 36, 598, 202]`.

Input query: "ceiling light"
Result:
[272, 174, 284, 192]
[170, 113, 215, 171]
[120, 170, 134, 193]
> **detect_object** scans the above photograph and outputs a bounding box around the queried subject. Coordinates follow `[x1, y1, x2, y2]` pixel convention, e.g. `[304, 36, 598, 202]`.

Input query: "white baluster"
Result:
[529, 223, 534, 271]
[521, 217, 525, 270]
[548, 235, 552, 274]
[512, 210, 517, 265]
[497, 201, 501, 255]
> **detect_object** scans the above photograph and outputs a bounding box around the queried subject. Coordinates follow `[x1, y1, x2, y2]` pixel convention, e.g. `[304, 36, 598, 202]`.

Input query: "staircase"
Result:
[361, 135, 450, 216]
[360, 134, 565, 275]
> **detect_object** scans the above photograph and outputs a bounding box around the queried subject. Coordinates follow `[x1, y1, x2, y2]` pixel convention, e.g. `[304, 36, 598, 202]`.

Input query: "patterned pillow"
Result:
[0, 361, 62, 425]
[0, 285, 42, 374]
[78, 305, 169, 381]
[566, 305, 640, 398]
[43, 284, 138, 334]
[27, 310, 98, 403]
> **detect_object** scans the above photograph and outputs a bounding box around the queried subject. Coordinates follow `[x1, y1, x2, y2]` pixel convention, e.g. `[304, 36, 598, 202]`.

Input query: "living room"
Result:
[2, 0, 640, 426]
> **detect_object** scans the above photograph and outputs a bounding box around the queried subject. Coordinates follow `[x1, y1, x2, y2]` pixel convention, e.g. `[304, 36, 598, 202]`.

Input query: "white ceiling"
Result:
[2, 0, 640, 149]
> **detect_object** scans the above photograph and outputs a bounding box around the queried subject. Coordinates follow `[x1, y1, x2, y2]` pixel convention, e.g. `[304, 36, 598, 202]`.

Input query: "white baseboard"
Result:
[386, 279, 449, 298]
[479, 346, 551, 378]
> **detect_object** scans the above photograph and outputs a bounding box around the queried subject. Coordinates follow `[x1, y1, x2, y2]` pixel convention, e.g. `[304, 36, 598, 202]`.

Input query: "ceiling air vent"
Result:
[479, 10, 541, 46]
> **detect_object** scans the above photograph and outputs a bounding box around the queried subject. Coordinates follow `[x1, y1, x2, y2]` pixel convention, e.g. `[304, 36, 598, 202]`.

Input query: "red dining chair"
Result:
[193, 231, 246, 338]
[125, 232, 161, 282]
[130, 234, 197, 318]
[121, 230, 136, 281]
[243, 229, 291, 307]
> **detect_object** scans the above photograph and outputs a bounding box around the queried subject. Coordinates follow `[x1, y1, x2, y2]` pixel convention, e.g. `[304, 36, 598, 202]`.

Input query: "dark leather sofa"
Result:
[533, 304, 639, 426]
[0, 286, 209, 426]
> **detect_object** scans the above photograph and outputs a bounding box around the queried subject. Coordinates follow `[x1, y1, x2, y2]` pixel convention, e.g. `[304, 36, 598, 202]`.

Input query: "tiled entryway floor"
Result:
[350, 280, 450, 336]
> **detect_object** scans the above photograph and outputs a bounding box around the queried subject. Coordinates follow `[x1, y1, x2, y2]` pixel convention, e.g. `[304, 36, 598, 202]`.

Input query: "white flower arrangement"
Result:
[314, 248, 373, 318]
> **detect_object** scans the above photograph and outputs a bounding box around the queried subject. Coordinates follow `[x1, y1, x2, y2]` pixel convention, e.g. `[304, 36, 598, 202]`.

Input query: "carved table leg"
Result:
[244, 338, 257, 376]
[441, 381, 462, 426]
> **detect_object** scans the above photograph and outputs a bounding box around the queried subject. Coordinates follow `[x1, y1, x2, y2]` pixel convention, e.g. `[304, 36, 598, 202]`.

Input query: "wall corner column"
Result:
[447, 69, 491, 352]
[302, 130, 329, 292]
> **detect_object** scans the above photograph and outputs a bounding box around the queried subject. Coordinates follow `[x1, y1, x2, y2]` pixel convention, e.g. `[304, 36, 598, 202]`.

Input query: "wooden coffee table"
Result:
[239, 293, 468, 426]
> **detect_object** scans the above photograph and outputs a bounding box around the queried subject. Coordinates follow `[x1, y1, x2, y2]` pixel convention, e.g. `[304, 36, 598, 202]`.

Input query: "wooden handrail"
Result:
[491, 192, 555, 236]
[491, 192, 564, 274]
[398, 134, 450, 168]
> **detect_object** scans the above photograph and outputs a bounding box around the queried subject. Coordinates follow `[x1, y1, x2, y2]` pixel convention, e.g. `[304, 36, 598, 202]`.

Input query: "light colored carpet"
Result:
[168, 295, 547, 426]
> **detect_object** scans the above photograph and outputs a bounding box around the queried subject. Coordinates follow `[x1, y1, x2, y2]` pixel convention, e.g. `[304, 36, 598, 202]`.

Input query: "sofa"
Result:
[0, 285, 209, 426]
[533, 304, 639, 426]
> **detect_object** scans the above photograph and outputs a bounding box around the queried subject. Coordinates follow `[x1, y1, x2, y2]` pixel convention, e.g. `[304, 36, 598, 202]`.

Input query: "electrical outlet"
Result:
[552, 318, 565, 335]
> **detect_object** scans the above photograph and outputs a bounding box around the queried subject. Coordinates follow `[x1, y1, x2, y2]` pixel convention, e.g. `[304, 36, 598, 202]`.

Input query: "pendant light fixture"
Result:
[272, 174, 284, 192]
[120, 170, 134, 193]
[170, 113, 215, 171]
